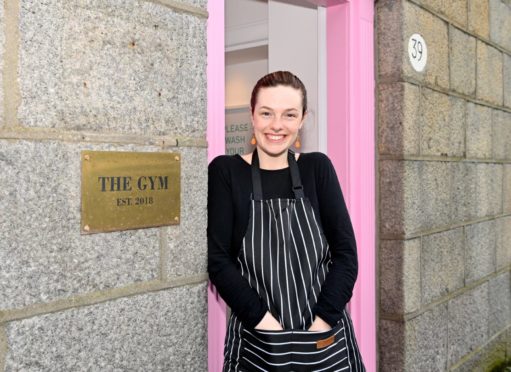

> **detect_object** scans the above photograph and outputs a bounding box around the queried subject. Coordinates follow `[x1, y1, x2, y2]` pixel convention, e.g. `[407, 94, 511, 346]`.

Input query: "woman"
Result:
[208, 71, 364, 372]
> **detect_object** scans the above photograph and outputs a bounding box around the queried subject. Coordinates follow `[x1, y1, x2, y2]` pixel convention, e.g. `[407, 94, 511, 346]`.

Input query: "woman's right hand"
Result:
[254, 312, 284, 331]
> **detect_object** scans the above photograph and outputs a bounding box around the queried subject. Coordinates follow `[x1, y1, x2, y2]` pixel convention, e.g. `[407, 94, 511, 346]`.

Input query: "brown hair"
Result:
[250, 71, 307, 116]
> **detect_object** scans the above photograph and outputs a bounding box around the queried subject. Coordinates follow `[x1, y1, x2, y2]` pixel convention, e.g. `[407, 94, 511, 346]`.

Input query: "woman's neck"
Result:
[256, 148, 289, 170]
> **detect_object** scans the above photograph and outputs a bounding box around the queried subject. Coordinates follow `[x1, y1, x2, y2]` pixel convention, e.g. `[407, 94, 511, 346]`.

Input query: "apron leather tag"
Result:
[316, 335, 335, 349]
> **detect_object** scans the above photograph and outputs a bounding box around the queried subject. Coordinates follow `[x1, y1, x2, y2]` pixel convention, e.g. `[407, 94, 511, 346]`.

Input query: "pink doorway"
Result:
[207, 1, 376, 370]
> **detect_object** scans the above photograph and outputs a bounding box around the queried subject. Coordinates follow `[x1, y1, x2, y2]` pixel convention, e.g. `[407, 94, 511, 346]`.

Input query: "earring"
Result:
[294, 135, 301, 149]
[250, 134, 257, 145]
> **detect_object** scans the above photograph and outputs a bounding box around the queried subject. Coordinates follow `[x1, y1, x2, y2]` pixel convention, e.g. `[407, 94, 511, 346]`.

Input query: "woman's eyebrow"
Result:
[259, 106, 299, 110]
[257, 106, 300, 112]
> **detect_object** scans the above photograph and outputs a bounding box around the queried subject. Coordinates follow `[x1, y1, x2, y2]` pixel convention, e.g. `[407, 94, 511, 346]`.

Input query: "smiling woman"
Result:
[248, 71, 307, 168]
[250, 86, 304, 166]
[208, 71, 365, 371]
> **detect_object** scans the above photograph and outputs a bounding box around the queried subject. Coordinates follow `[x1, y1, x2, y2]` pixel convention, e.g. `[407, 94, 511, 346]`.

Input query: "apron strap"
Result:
[288, 151, 305, 199]
[251, 149, 264, 201]
[251, 149, 305, 200]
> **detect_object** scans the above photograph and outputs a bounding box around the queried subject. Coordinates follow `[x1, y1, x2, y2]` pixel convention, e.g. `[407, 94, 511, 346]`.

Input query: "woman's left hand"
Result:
[308, 316, 332, 332]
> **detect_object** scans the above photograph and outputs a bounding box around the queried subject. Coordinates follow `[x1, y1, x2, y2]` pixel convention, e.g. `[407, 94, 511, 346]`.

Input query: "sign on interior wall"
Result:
[80, 151, 180, 234]
[225, 106, 254, 155]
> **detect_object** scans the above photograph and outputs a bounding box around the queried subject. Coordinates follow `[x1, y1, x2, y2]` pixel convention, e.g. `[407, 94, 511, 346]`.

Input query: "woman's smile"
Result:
[265, 133, 286, 142]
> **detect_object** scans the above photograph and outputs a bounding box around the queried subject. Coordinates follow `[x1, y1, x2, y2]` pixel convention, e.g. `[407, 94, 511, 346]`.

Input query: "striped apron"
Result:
[224, 149, 364, 372]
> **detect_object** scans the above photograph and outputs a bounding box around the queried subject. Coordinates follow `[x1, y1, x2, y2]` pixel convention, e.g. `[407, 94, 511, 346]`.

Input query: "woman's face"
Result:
[251, 85, 305, 158]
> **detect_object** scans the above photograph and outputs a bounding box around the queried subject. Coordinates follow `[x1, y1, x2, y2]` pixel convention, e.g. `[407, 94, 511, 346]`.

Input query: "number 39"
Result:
[408, 33, 427, 72]
[411, 38, 423, 61]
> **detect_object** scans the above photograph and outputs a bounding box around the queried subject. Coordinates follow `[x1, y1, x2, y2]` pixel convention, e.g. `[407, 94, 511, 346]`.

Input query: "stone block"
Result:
[412, 0, 442, 12]
[442, 0, 468, 27]
[378, 83, 420, 156]
[477, 41, 504, 105]
[0, 140, 163, 309]
[504, 165, 511, 213]
[18, 0, 206, 136]
[419, 88, 465, 157]
[489, 271, 511, 336]
[489, 0, 511, 51]
[379, 160, 421, 236]
[403, 2, 450, 89]
[450, 26, 476, 96]
[379, 160, 500, 235]
[465, 220, 496, 284]
[419, 161, 465, 230]
[385, 161, 503, 233]
[468, 0, 490, 38]
[451, 330, 508, 372]
[381, 304, 449, 371]
[165, 147, 207, 278]
[508, 327, 511, 359]
[381, 160, 483, 235]
[380, 239, 421, 314]
[466, 102, 493, 159]
[0, 326, 6, 371]
[421, 228, 464, 304]
[379, 319, 405, 371]
[4, 283, 208, 371]
[448, 284, 490, 365]
[412, 0, 467, 27]
[505, 54, 511, 109]
[176, 0, 207, 9]
[493, 109, 511, 160]
[380, 160, 505, 238]
[495, 216, 511, 269]
[464, 163, 503, 221]
[406, 304, 449, 372]
[377, 1, 450, 88]
[377, 0, 404, 79]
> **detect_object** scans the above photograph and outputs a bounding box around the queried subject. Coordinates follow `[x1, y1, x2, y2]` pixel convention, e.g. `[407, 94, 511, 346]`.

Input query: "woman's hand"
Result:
[255, 312, 284, 331]
[308, 316, 332, 332]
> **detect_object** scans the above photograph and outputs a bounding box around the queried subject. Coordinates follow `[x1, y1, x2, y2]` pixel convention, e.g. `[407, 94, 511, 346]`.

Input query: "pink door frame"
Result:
[207, 1, 376, 370]
[206, 1, 227, 371]
[327, 2, 376, 371]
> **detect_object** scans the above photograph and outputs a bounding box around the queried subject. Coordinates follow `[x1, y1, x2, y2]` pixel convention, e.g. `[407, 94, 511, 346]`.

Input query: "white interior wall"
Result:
[225, 0, 268, 51]
[225, 0, 269, 110]
[225, 0, 267, 30]
[225, 58, 268, 108]
[268, 0, 319, 152]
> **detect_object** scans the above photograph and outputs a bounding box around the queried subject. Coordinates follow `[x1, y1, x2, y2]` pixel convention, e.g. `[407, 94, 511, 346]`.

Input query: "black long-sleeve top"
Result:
[207, 152, 358, 329]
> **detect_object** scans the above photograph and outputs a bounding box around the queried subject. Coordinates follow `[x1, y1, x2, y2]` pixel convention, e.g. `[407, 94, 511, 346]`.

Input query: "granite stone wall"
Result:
[0, 0, 208, 370]
[377, 0, 511, 370]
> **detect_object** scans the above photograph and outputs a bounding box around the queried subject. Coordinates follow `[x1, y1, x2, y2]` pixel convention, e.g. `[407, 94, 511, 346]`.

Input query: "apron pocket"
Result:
[240, 329, 293, 371]
[289, 322, 349, 372]
[239, 323, 349, 372]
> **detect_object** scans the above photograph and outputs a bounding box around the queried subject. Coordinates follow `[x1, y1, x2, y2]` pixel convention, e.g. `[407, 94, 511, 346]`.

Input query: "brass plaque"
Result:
[81, 151, 180, 234]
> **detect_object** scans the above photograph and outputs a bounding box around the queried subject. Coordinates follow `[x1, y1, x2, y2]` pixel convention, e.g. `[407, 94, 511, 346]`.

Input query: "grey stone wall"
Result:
[377, 0, 511, 371]
[0, 0, 208, 370]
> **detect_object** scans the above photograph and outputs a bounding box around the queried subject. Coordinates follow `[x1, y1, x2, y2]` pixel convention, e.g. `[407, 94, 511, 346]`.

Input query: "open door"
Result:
[208, 1, 375, 370]
[224, 0, 327, 155]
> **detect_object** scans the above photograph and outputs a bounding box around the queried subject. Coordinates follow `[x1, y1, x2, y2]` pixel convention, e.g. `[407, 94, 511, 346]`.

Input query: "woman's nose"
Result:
[269, 117, 284, 131]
